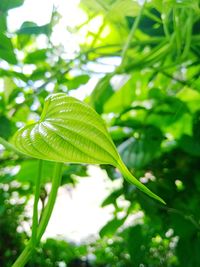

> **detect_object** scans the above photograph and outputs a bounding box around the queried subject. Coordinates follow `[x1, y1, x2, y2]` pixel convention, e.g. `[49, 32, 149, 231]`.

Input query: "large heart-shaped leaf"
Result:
[12, 93, 165, 204]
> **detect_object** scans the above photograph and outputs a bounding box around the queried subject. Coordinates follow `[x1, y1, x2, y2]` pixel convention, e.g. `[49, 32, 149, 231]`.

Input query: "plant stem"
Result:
[11, 244, 33, 267]
[11, 162, 63, 267]
[0, 136, 23, 156]
[37, 162, 63, 241]
[120, 0, 146, 66]
[31, 160, 43, 247]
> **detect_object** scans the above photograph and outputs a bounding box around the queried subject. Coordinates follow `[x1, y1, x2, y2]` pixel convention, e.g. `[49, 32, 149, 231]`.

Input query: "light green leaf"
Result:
[12, 93, 165, 204]
[81, 0, 140, 21]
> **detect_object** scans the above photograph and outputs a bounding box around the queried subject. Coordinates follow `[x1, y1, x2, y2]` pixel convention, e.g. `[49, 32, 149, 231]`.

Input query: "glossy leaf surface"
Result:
[12, 93, 165, 204]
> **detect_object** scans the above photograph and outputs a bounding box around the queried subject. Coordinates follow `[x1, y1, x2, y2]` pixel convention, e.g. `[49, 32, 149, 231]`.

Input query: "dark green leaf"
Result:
[118, 125, 163, 169]
[17, 22, 51, 36]
[90, 75, 114, 114]
[0, 33, 17, 64]
[99, 216, 126, 237]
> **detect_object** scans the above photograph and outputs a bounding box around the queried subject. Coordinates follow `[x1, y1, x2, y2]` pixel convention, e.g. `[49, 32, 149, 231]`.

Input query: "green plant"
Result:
[1, 0, 200, 265]
[0, 184, 30, 267]
[0, 93, 164, 267]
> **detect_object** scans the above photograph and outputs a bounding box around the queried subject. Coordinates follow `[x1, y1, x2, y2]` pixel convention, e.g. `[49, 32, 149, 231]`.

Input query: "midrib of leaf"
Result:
[46, 120, 118, 158]
[42, 122, 117, 164]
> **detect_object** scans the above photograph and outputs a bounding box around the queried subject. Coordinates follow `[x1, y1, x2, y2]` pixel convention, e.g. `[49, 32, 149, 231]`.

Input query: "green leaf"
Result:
[13, 93, 119, 165]
[81, 0, 140, 22]
[127, 8, 164, 37]
[17, 22, 51, 36]
[0, 14, 7, 32]
[101, 188, 123, 207]
[179, 135, 200, 156]
[192, 110, 200, 140]
[0, 0, 24, 12]
[66, 75, 90, 90]
[0, 115, 12, 139]
[12, 93, 165, 204]
[0, 33, 17, 64]
[3, 77, 17, 104]
[24, 49, 48, 64]
[126, 225, 145, 265]
[118, 126, 163, 169]
[90, 75, 114, 114]
[16, 160, 55, 184]
[99, 216, 127, 238]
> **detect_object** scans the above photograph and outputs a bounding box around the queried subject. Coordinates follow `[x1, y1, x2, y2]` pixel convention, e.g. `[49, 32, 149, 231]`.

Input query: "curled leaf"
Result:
[12, 93, 165, 204]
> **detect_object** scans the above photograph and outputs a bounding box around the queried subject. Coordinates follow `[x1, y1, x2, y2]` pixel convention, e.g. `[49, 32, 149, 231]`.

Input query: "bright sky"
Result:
[43, 166, 121, 242]
[8, 0, 120, 242]
[8, 0, 85, 30]
[8, 0, 87, 61]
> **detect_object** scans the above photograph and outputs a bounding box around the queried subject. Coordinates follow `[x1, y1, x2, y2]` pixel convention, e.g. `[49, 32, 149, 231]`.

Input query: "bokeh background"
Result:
[1, 0, 200, 266]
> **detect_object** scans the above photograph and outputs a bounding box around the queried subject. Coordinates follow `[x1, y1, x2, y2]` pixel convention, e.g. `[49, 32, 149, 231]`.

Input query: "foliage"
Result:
[1, 0, 200, 266]
[0, 183, 30, 266]
[12, 93, 163, 203]
[27, 238, 89, 267]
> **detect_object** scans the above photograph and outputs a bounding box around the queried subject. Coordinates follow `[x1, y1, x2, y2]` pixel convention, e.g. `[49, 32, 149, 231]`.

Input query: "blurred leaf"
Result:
[0, 14, 7, 32]
[66, 75, 90, 90]
[81, 0, 140, 22]
[16, 160, 55, 184]
[17, 22, 51, 36]
[118, 125, 163, 169]
[110, 126, 133, 142]
[179, 134, 200, 156]
[104, 72, 151, 114]
[147, 97, 189, 128]
[16, 34, 32, 49]
[0, 116, 12, 139]
[170, 213, 196, 238]
[99, 216, 126, 237]
[13, 105, 30, 122]
[90, 74, 114, 114]
[24, 49, 48, 63]
[61, 164, 88, 185]
[126, 225, 145, 266]
[29, 68, 48, 81]
[0, 0, 24, 12]
[192, 110, 200, 140]
[101, 188, 123, 207]
[127, 8, 164, 36]
[3, 77, 17, 104]
[0, 33, 17, 64]
[0, 69, 27, 81]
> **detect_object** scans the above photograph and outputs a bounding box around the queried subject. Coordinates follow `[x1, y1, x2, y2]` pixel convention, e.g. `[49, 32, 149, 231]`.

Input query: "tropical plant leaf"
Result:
[12, 93, 165, 204]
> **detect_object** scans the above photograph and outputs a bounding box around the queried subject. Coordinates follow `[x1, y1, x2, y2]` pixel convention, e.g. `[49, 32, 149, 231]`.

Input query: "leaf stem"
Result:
[37, 162, 63, 240]
[31, 160, 43, 247]
[11, 162, 63, 267]
[0, 136, 23, 156]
